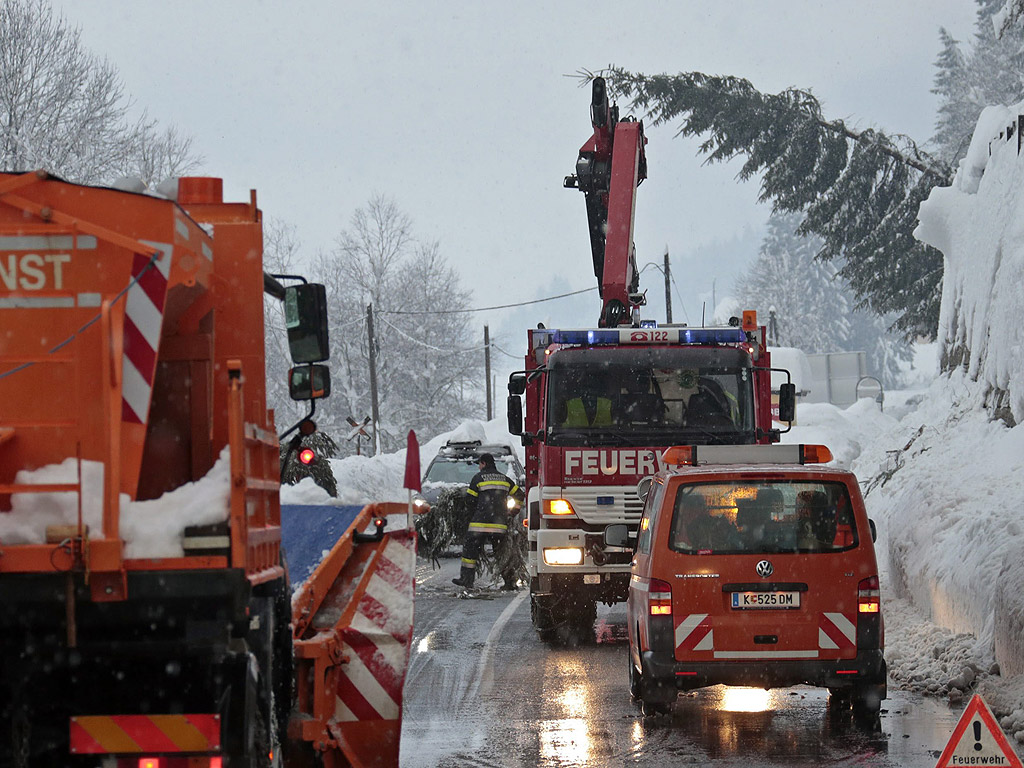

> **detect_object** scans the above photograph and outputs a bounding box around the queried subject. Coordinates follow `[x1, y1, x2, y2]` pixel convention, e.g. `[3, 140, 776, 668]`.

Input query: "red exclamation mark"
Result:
[974, 720, 983, 751]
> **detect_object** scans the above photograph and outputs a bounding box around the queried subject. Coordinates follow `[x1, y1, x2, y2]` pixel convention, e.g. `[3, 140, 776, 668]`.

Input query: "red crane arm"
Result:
[565, 76, 648, 327]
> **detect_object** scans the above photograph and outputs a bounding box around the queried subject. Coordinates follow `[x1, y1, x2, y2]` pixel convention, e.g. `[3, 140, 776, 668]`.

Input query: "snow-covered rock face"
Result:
[915, 99, 1024, 425]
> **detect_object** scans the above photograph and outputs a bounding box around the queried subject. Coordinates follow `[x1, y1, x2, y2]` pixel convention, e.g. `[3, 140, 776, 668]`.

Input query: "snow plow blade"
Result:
[289, 502, 416, 767]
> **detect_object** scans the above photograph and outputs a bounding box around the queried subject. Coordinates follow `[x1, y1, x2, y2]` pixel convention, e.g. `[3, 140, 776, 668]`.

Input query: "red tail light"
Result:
[858, 575, 880, 613]
[649, 577, 672, 616]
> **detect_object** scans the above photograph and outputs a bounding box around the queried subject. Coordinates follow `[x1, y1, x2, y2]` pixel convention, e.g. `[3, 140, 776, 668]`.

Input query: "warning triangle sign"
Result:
[935, 694, 1024, 768]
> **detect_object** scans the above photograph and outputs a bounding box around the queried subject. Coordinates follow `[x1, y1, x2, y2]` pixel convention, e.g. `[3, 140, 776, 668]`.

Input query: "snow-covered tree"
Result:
[0, 0, 200, 184]
[595, 68, 951, 339]
[313, 195, 483, 454]
[932, 0, 1024, 165]
[736, 212, 911, 387]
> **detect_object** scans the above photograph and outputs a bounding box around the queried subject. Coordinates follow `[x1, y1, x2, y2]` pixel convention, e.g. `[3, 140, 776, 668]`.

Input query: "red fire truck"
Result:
[506, 78, 796, 642]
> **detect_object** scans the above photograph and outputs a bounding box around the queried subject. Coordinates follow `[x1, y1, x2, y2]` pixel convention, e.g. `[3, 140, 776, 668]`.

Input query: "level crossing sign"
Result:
[935, 694, 1024, 768]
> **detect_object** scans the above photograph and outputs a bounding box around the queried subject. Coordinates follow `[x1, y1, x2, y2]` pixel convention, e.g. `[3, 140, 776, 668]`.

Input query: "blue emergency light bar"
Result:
[547, 327, 746, 347]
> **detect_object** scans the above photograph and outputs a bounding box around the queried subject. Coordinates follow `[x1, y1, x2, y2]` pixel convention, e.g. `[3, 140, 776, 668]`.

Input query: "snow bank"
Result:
[915, 101, 1024, 425]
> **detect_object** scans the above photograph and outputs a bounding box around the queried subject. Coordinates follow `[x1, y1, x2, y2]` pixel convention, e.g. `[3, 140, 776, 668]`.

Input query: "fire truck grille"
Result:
[564, 486, 645, 526]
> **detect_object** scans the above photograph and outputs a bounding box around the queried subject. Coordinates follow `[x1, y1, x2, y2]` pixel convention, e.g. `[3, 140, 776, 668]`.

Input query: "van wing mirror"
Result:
[284, 283, 330, 363]
[778, 382, 796, 423]
[289, 364, 331, 401]
[604, 523, 633, 549]
[507, 395, 523, 435]
[869, 518, 877, 543]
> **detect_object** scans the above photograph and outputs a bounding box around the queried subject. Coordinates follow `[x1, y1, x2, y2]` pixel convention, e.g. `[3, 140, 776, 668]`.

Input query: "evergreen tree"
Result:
[933, 1, 1024, 165]
[596, 67, 952, 339]
[736, 212, 911, 387]
[931, 28, 975, 165]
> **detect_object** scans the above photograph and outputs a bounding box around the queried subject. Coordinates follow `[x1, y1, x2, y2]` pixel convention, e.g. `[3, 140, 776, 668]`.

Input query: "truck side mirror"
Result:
[289, 364, 331, 401]
[778, 382, 796, 423]
[604, 523, 633, 548]
[507, 395, 523, 435]
[508, 373, 526, 396]
[285, 283, 330, 363]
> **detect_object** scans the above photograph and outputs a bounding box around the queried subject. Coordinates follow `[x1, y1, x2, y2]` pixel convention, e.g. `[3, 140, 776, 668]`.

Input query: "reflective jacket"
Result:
[466, 469, 521, 534]
[562, 396, 613, 427]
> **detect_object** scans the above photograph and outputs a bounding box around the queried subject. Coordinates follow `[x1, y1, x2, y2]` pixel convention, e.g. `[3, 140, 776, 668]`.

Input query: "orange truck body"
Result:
[0, 171, 414, 767]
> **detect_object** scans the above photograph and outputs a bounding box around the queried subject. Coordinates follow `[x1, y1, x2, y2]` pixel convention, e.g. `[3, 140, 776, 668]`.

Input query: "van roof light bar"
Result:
[661, 444, 833, 466]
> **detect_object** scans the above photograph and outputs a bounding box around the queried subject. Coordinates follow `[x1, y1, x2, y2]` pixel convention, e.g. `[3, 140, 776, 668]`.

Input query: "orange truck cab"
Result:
[607, 443, 885, 717]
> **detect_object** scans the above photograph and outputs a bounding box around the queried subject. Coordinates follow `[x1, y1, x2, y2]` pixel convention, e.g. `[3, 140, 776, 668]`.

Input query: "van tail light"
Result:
[649, 578, 672, 616]
[858, 576, 880, 613]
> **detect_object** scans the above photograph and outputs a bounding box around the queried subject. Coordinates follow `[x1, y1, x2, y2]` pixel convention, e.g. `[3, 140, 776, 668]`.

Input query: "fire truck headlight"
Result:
[543, 547, 584, 566]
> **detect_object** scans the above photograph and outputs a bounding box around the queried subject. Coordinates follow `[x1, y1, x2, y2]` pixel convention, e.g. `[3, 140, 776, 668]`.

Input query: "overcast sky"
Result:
[57, 0, 978, 363]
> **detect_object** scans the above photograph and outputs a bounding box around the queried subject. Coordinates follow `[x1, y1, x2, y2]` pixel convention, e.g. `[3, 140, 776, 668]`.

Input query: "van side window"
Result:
[635, 479, 665, 555]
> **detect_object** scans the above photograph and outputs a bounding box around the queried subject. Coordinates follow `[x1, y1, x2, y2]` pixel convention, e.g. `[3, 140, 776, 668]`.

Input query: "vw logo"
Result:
[755, 560, 774, 578]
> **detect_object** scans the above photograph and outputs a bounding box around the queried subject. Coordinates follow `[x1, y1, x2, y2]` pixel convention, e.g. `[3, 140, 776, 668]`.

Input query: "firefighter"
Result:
[453, 453, 524, 589]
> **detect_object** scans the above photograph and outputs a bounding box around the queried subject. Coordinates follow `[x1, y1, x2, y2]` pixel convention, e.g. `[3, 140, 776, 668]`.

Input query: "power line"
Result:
[491, 342, 522, 360]
[378, 286, 598, 315]
[376, 315, 490, 356]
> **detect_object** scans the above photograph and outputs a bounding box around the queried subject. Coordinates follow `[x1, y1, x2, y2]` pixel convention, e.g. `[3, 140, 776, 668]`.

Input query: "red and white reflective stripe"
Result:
[819, 612, 856, 650]
[121, 242, 171, 424]
[675, 613, 713, 652]
[334, 532, 416, 722]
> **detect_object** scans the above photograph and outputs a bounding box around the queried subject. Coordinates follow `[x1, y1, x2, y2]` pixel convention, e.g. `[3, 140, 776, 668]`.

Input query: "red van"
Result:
[607, 444, 885, 717]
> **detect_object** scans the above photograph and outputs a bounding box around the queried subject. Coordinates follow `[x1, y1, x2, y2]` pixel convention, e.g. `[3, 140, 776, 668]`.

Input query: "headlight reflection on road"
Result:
[720, 686, 771, 712]
[558, 686, 588, 718]
[540, 718, 590, 764]
[416, 632, 434, 653]
[540, 683, 592, 763]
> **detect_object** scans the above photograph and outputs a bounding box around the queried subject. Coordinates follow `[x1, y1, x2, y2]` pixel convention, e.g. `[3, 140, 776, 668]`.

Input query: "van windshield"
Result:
[668, 480, 857, 554]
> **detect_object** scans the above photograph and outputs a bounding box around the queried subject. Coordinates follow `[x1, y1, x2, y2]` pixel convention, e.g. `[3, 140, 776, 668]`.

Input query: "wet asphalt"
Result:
[400, 556, 988, 768]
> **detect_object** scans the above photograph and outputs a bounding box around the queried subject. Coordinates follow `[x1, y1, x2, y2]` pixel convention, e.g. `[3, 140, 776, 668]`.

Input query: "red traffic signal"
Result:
[298, 448, 316, 465]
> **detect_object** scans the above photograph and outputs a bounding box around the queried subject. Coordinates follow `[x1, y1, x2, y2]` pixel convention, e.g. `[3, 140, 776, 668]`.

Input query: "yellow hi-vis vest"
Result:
[563, 397, 612, 427]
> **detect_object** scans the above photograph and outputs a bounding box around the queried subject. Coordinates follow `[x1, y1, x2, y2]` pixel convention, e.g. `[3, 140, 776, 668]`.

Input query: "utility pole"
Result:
[366, 304, 380, 455]
[663, 249, 672, 324]
[484, 324, 492, 420]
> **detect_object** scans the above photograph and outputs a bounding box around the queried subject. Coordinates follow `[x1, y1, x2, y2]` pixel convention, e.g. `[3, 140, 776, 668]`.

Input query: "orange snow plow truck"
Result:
[0, 170, 415, 768]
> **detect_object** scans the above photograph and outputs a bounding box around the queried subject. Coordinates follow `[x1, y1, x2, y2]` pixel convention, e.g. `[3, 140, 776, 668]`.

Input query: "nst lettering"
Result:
[0, 253, 71, 290]
[564, 449, 661, 477]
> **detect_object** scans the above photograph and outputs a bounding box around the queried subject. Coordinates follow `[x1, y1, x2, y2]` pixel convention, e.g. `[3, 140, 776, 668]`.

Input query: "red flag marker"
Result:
[404, 430, 421, 530]
[404, 430, 421, 492]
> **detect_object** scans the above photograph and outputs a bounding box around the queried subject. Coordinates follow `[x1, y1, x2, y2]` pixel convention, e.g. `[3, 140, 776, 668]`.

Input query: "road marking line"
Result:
[470, 590, 527, 700]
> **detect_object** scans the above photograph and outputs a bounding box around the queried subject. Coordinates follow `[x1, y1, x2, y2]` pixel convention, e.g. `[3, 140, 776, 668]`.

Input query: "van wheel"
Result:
[638, 674, 674, 716]
[852, 679, 886, 720]
[627, 656, 641, 699]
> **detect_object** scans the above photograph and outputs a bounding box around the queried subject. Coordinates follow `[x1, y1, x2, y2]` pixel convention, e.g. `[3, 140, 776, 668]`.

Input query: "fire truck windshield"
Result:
[545, 346, 755, 445]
